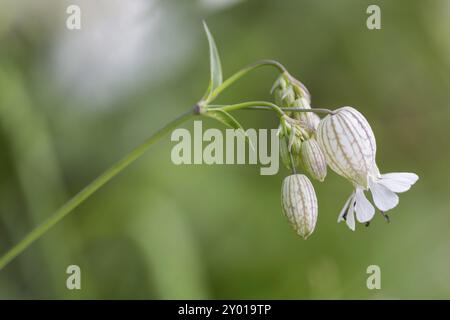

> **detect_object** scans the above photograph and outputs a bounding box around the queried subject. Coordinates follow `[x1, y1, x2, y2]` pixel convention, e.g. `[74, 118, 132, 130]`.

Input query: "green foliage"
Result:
[202, 21, 223, 102]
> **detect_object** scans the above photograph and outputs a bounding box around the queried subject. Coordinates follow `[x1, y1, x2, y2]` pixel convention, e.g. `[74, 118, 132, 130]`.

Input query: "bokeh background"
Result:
[1, 0, 449, 299]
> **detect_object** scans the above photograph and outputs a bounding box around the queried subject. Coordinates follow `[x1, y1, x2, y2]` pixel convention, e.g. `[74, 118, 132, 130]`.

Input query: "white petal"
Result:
[338, 193, 353, 222]
[369, 180, 399, 211]
[370, 162, 381, 177]
[354, 188, 375, 223]
[379, 172, 419, 193]
[346, 198, 356, 231]
[379, 179, 410, 193]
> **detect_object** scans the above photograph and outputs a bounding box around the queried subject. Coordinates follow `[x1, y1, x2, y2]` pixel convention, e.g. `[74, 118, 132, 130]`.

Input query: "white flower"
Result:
[317, 106, 419, 230]
[281, 174, 318, 239]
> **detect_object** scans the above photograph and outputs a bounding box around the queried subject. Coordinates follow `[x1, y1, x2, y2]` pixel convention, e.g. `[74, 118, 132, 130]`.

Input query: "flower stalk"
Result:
[0, 108, 196, 270]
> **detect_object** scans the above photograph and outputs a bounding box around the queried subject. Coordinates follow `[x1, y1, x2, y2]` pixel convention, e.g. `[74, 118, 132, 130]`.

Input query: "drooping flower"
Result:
[316, 106, 418, 230]
[281, 174, 318, 239]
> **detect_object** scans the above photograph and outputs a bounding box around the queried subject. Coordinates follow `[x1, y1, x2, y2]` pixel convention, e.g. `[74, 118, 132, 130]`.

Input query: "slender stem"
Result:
[211, 101, 285, 117]
[289, 151, 297, 175]
[206, 60, 286, 103]
[0, 109, 195, 270]
[0, 58, 299, 270]
[209, 102, 335, 117]
[247, 106, 335, 115]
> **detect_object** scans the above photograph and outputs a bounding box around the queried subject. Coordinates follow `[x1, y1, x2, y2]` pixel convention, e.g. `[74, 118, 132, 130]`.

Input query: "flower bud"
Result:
[281, 174, 318, 239]
[273, 74, 296, 107]
[300, 138, 327, 182]
[272, 72, 321, 132]
[316, 106, 376, 188]
[278, 118, 308, 171]
[291, 98, 320, 132]
[279, 135, 300, 171]
[286, 73, 311, 105]
[272, 72, 311, 109]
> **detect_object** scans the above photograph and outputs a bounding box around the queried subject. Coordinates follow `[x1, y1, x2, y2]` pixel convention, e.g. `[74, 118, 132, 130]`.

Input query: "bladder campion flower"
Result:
[316, 106, 419, 230]
[281, 174, 318, 239]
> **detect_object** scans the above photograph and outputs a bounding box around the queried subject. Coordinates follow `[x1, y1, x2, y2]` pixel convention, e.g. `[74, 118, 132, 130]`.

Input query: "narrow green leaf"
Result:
[205, 109, 239, 129]
[202, 21, 223, 100]
[205, 109, 255, 152]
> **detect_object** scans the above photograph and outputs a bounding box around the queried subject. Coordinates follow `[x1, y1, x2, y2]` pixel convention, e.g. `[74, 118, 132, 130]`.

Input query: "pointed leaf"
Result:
[205, 109, 238, 128]
[202, 21, 223, 99]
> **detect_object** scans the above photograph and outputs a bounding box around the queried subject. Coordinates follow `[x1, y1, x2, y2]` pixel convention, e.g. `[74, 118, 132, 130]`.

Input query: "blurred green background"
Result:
[0, 0, 449, 299]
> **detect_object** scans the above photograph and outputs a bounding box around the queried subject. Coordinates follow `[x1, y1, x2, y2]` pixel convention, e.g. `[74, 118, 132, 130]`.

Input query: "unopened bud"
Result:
[272, 72, 322, 132]
[272, 75, 295, 107]
[272, 72, 311, 110]
[291, 98, 320, 132]
[278, 119, 307, 171]
[281, 174, 318, 239]
[287, 74, 311, 105]
[279, 135, 300, 171]
[300, 138, 327, 182]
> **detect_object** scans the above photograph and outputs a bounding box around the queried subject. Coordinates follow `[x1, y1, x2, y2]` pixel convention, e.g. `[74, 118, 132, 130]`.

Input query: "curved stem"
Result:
[248, 106, 335, 115]
[0, 109, 195, 270]
[214, 101, 285, 117]
[209, 102, 336, 117]
[206, 60, 286, 103]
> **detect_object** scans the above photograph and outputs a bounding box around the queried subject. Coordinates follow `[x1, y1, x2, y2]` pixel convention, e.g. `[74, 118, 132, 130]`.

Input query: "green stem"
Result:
[248, 106, 335, 115]
[211, 101, 285, 117]
[0, 108, 195, 270]
[205, 60, 286, 103]
[209, 103, 335, 117]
